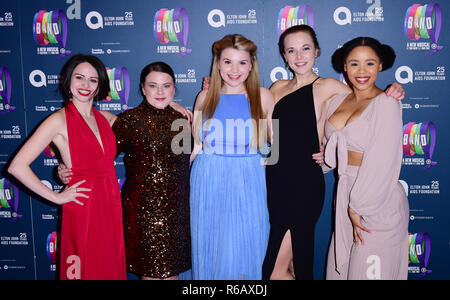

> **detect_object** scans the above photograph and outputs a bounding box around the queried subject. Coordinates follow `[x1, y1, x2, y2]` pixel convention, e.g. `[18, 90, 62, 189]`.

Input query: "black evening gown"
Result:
[263, 77, 325, 280]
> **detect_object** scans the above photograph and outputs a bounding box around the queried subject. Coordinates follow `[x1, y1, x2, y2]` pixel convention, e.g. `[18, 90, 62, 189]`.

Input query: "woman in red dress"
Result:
[58, 62, 192, 280]
[8, 54, 126, 280]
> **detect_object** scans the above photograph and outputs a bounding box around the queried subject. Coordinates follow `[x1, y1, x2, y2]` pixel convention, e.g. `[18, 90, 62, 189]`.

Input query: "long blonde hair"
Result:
[195, 34, 266, 149]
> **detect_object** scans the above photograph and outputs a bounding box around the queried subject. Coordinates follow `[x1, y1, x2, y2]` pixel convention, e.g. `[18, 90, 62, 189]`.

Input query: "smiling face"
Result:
[218, 47, 252, 93]
[141, 71, 175, 109]
[283, 31, 319, 76]
[344, 46, 383, 91]
[69, 62, 99, 103]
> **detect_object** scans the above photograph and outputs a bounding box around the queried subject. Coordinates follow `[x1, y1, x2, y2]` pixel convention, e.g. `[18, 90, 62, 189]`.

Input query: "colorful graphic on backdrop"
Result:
[0, 178, 22, 221]
[43, 144, 56, 158]
[404, 3, 443, 54]
[403, 121, 437, 169]
[153, 8, 191, 57]
[277, 5, 314, 36]
[46, 232, 58, 263]
[32, 9, 70, 57]
[105, 67, 130, 111]
[409, 232, 432, 277]
[0, 67, 14, 114]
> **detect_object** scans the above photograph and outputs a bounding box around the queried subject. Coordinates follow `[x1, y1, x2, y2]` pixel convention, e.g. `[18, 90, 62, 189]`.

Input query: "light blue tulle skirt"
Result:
[190, 153, 270, 280]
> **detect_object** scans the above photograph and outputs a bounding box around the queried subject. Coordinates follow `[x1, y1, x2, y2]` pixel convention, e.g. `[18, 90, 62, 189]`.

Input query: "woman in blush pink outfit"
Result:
[323, 37, 409, 280]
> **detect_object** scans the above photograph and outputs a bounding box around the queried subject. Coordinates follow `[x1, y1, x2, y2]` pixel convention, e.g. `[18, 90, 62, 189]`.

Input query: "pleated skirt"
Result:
[190, 153, 270, 280]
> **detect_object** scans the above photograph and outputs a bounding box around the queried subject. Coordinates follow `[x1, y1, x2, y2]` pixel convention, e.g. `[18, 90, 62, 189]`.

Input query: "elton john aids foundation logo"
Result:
[403, 121, 437, 169]
[0, 67, 14, 114]
[153, 8, 191, 57]
[277, 5, 314, 36]
[32, 9, 70, 57]
[404, 3, 443, 54]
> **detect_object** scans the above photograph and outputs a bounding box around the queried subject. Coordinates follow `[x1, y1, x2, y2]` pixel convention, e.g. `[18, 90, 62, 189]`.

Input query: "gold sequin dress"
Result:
[112, 100, 191, 278]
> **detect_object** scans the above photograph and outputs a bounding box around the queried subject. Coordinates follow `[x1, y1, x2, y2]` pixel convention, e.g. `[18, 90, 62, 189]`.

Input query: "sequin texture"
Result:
[112, 100, 191, 278]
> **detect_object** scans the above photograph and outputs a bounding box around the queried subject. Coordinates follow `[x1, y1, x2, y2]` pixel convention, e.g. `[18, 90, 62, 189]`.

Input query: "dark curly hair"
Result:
[331, 37, 396, 73]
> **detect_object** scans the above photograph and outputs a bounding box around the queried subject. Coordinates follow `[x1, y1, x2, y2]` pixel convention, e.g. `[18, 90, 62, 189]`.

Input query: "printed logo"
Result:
[32, 9, 70, 57]
[85, 11, 103, 29]
[208, 9, 257, 27]
[409, 232, 432, 277]
[403, 121, 437, 169]
[105, 67, 130, 111]
[0, 178, 22, 221]
[277, 5, 314, 36]
[46, 232, 58, 263]
[395, 66, 414, 84]
[398, 180, 409, 196]
[43, 144, 56, 158]
[85, 11, 134, 30]
[334, 1, 384, 25]
[404, 3, 443, 54]
[333, 6, 352, 26]
[0, 67, 14, 114]
[0, 12, 14, 27]
[208, 9, 225, 28]
[29, 70, 47, 88]
[153, 8, 190, 57]
[395, 65, 445, 84]
[270, 67, 291, 83]
[43, 145, 59, 167]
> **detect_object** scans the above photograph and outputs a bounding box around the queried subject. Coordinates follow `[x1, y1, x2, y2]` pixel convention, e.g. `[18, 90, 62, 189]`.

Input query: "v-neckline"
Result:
[74, 103, 105, 154]
[327, 92, 383, 132]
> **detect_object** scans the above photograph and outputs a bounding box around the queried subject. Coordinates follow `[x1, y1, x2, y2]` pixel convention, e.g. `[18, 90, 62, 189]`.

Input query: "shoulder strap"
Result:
[311, 76, 320, 84]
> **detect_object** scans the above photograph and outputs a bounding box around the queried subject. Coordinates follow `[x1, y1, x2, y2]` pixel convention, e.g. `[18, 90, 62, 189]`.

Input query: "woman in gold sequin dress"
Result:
[59, 62, 191, 280]
[112, 62, 191, 280]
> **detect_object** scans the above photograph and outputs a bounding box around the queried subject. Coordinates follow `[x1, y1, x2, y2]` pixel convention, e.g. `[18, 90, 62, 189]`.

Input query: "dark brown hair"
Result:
[139, 61, 176, 98]
[278, 25, 321, 59]
[332, 37, 396, 73]
[59, 54, 109, 101]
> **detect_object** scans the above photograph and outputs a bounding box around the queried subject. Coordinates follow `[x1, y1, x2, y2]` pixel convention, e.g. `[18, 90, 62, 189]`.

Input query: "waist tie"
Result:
[325, 131, 354, 274]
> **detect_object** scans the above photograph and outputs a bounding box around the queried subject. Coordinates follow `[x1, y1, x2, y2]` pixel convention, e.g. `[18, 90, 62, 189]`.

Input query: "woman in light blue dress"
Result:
[190, 34, 274, 279]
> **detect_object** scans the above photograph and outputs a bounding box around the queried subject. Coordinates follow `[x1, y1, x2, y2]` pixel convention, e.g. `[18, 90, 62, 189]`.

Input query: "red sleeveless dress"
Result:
[60, 102, 126, 280]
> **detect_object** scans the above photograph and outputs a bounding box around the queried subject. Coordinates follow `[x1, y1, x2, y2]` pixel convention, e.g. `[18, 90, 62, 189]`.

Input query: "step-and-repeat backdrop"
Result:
[0, 0, 448, 280]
